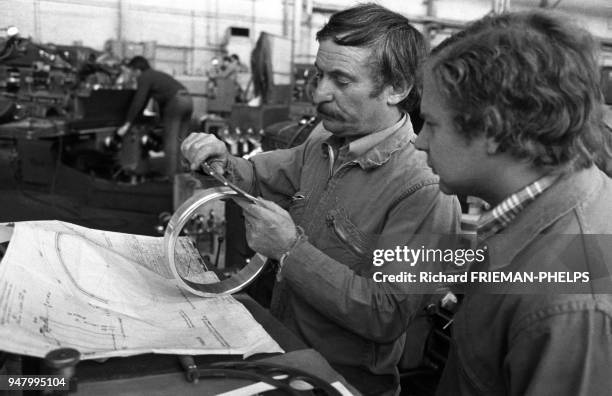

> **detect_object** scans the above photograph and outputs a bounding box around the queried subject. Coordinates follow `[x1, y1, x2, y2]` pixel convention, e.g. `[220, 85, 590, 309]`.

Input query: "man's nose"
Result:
[414, 130, 428, 152]
[312, 78, 333, 104]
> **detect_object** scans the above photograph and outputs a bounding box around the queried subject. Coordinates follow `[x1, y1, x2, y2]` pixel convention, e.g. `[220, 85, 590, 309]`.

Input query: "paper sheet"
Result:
[0, 220, 283, 360]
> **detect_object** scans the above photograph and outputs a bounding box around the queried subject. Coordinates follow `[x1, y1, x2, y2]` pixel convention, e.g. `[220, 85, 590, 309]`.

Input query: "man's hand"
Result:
[234, 198, 298, 260]
[181, 132, 229, 175]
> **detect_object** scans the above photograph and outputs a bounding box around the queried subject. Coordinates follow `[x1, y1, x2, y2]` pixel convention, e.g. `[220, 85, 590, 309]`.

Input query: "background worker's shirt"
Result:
[125, 69, 186, 124]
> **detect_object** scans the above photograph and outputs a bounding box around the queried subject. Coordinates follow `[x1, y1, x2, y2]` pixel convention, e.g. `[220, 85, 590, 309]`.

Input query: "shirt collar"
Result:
[477, 173, 560, 240]
[348, 114, 407, 158]
[321, 114, 413, 170]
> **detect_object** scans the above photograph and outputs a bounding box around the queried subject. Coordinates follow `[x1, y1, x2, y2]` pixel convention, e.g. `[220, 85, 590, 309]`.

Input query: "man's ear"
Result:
[485, 136, 500, 155]
[386, 83, 412, 106]
[482, 107, 502, 154]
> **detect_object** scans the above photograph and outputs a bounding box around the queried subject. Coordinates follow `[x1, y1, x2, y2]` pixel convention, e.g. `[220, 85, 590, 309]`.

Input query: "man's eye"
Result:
[335, 78, 350, 86]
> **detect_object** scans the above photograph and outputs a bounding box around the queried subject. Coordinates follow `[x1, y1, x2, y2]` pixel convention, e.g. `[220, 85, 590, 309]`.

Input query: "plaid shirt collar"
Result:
[477, 173, 559, 240]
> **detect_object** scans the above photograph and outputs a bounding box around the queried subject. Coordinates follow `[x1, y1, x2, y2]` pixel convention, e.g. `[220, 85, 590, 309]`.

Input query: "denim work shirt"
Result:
[229, 118, 461, 394]
[436, 167, 612, 396]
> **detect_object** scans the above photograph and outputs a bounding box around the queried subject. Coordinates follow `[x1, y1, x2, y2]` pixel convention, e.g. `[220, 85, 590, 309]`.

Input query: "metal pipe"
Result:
[164, 187, 268, 297]
[292, 0, 302, 68]
[283, 0, 289, 36]
[191, 9, 196, 74]
[117, 0, 124, 41]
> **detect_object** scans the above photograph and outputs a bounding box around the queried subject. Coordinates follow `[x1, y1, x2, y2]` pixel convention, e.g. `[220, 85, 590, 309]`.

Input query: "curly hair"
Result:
[428, 11, 605, 171]
[316, 3, 427, 113]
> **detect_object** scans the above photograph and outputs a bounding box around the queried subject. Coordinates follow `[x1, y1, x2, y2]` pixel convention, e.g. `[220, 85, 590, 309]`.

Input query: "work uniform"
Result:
[437, 166, 612, 396]
[597, 105, 612, 177]
[125, 68, 193, 176]
[228, 116, 461, 395]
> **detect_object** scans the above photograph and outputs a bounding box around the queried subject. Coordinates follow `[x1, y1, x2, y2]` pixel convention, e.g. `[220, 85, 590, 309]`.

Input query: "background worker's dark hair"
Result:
[427, 11, 606, 172]
[316, 3, 427, 113]
[127, 56, 151, 71]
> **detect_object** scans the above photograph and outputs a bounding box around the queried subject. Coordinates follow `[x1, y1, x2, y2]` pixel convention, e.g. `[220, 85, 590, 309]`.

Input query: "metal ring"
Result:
[164, 186, 267, 297]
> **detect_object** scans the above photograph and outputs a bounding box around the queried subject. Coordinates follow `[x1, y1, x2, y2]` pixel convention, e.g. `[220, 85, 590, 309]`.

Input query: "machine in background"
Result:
[0, 28, 174, 219]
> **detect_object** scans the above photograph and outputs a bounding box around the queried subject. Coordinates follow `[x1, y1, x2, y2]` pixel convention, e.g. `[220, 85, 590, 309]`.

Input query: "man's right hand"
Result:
[180, 132, 229, 175]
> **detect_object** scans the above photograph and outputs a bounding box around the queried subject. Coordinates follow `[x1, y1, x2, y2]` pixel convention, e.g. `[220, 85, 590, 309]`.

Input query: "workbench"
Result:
[15, 294, 358, 395]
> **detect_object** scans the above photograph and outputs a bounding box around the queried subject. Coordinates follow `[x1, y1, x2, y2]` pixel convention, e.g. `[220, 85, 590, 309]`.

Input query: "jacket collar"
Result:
[483, 166, 602, 269]
[320, 115, 415, 170]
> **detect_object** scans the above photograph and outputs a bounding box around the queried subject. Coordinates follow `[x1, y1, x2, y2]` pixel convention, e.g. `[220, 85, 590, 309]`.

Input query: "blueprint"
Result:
[0, 221, 282, 359]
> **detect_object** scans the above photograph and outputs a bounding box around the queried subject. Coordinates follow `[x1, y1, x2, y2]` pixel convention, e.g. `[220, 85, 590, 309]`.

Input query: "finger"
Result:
[181, 133, 212, 156]
[208, 159, 225, 175]
[244, 230, 256, 251]
[186, 143, 219, 171]
[186, 138, 226, 172]
[235, 201, 264, 220]
[231, 196, 258, 208]
[242, 213, 259, 235]
[180, 134, 200, 161]
[242, 207, 276, 231]
[249, 199, 289, 221]
[254, 198, 283, 212]
[180, 132, 202, 154]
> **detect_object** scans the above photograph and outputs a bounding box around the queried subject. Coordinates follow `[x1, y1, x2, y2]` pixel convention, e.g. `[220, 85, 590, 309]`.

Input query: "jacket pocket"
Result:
[325, 207, 370, 260]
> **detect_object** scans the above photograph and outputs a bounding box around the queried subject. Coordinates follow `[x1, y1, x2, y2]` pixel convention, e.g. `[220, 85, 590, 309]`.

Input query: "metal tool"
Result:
[199, 162, 258, 204]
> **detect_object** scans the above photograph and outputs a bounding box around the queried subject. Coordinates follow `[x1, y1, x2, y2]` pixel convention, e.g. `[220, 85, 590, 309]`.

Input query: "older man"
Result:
[182, 4, 460, 394]
[415, 11, 612, 395]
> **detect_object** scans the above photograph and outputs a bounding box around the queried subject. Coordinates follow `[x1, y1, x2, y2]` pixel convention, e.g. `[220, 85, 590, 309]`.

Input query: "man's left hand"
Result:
[233, 198, 298, 260]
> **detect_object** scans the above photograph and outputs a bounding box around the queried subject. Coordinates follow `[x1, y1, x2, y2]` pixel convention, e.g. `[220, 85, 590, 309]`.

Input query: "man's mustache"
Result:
[316, 106, 343, 120]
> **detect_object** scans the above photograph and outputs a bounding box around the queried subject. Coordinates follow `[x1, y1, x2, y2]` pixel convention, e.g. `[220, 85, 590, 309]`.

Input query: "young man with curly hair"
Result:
[416, 11, 612, 395]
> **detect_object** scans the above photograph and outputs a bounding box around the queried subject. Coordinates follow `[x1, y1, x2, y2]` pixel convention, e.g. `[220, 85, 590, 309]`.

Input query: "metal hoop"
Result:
[164, 186, 267, 297]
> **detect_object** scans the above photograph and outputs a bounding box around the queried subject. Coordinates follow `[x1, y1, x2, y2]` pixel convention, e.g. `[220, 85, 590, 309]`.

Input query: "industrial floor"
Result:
[0, 141, 167, 236]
